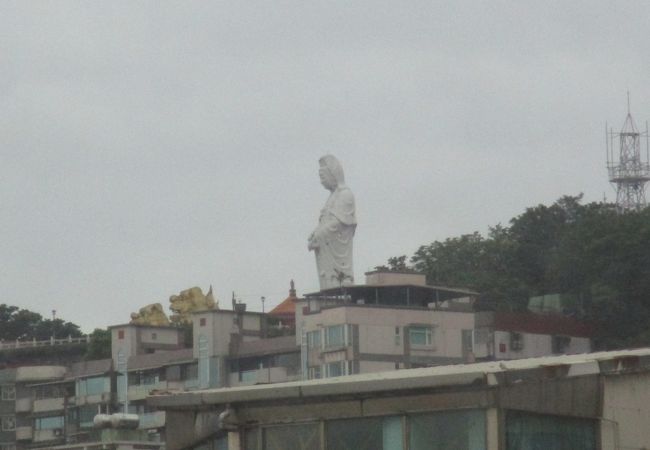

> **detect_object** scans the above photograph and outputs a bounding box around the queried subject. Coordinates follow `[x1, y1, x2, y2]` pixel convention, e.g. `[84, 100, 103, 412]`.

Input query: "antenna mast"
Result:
[606, 95, 650, 212]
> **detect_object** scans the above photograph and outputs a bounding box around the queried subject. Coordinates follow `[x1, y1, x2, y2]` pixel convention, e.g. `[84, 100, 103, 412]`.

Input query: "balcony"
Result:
[33, 397, 65, 413]
[74, 391, 112, 406]
[15, 426, 33, 441]
[138, 411, 166, 429]
[124, 381, 168, 402]
[230, 367, 299, 386]
[33, 428, 64, 442]
[15, 397, 32, 413]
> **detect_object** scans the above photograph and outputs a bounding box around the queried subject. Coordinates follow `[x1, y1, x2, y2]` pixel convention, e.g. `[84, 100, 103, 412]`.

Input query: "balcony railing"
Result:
[138, 411, 166, 429]
[0, 335, 90, 350]
[33, 397, 65, 413]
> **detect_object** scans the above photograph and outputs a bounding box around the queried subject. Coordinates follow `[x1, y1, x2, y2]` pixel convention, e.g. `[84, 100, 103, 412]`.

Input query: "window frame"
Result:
[324, 325, 351, 348]
[1, 415, 16, 431]
[0, 385, 15, 401]
[409, 326, 433, 346]
[307, 330, 322, 349]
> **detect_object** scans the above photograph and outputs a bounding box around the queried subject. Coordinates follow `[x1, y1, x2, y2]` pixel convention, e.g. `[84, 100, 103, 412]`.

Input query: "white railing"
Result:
[0, 335, 90, 350]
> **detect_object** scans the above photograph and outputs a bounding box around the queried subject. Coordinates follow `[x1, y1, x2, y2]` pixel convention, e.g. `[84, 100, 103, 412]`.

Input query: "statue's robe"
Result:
[312, 185, 357, 290]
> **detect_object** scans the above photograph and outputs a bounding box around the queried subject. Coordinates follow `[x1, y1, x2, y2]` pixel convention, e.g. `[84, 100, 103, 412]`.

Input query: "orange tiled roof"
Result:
[269, 296, 297, 316]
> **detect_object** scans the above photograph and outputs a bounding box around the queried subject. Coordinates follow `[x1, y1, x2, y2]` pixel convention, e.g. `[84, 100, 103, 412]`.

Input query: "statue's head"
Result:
[319, 155, 345, 191]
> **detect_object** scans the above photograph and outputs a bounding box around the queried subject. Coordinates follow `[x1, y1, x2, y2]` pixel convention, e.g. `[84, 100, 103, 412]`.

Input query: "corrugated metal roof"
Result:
[149, 347, 650, 408]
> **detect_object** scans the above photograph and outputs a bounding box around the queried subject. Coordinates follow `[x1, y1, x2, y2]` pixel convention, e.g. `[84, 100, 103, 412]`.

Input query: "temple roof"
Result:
[269, 280, 298, 317]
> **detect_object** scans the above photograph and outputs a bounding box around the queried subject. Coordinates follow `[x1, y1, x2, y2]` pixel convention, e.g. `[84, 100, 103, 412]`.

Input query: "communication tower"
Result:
[606, 97, 650, 212]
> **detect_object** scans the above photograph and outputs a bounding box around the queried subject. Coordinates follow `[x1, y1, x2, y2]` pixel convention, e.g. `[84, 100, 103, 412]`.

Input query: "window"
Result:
[151, 332, 157, 340]
[1, 416, 15, 431]
[510, 332, 524, 351]
[395, 327, 401, 346]
[410, 410, 485, 450]
[77, 377, 109, 396]
[325, 361, 350, 378]
[409, 326, 432, 346]
[0, 444, 17, 450]
[244, 428, 260, 450]
[129, 370, 164, 386]
[78, 405, 98, 427]
[308, 366, 322, 379]
[506, 411, 596, 450]
[325, 325, 346, 348]
[474, 329, 489, 345]
[181, 363, 199, 381]
[307, 330, 321, 349]
[552, 336, 571, 354]
[264, 423, 321, 450]
[1, 385, 15, 401]
[118, 329, 125, 339]
[34, 384, 72, 399]
[34, 416, 64, 430]
[245, 411, 486, 450]
[200, 318, 207, 327]
[327, 416, 402, 450]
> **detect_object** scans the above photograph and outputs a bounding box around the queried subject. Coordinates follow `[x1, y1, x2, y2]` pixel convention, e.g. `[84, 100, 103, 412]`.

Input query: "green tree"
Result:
[0, 304, 82, 341]
[84, 328, 112, 360]
[384, 195, 650, 349]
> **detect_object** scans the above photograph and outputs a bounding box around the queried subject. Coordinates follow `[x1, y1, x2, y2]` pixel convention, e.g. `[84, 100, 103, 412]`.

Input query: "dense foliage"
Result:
[0, 304, 83, 341]
[387, 195, 650, 350]
[83, 328, 112, 360]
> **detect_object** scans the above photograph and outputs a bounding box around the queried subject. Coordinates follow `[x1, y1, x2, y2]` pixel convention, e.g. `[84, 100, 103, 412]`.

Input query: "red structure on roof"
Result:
[268, 280, 298, 328]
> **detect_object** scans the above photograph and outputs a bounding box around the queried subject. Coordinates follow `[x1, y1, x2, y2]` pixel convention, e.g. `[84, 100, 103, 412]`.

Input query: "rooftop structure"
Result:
[606, 96, 650, 212]
[149, 347, 650, 450]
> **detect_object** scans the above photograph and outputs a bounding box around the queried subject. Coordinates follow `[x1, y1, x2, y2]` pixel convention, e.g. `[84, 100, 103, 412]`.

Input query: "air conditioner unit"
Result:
[53, 428, 63, 437]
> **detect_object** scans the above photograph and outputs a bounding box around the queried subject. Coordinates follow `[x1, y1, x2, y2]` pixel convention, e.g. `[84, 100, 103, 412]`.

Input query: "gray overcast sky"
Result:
[2, 2, 649, 332]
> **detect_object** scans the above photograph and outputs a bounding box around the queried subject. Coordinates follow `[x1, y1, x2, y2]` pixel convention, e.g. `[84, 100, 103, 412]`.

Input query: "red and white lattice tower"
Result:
[606, 97, 650, 213]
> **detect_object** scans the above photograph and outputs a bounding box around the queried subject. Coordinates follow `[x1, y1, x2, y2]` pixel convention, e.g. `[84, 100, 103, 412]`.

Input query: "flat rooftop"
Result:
[149, 347, 650, 408]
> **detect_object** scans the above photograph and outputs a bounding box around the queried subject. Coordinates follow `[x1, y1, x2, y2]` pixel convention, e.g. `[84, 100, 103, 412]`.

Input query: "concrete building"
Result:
[149, 347, 650, 450]
[0, 275, 594, 449]
[298, 271, 591, 379]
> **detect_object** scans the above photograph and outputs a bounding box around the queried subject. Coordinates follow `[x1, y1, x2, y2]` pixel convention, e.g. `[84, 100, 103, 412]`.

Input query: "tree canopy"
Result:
[386, 195, 650, 349]
[0, 304, 83, 341]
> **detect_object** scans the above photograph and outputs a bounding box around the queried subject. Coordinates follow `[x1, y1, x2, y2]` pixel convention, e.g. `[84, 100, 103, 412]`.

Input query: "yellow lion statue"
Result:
[169, 286, 218, 324]
[130, 303, 170, 326]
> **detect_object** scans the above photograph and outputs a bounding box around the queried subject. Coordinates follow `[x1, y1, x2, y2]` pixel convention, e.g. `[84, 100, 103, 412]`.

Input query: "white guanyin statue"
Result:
[308, 155, 357, 290]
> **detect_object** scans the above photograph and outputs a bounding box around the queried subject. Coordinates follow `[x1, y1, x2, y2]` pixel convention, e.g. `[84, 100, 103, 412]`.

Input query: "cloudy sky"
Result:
[2, 2, 649, 332]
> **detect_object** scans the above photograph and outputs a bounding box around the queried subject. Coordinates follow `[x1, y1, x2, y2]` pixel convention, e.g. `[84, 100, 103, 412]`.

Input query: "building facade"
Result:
[150, 348, 650, 450]
[0, 274, 594, 449]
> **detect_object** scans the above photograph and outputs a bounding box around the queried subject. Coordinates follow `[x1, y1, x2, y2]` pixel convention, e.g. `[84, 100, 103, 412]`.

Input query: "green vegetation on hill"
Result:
[0, 304, 83, 341]
[384, 195, 650, 350]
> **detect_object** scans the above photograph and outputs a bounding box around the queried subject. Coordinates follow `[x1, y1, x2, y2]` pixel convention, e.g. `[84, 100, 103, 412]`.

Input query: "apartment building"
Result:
[297, 270, 592, 379]
[0, 275, 593, 449]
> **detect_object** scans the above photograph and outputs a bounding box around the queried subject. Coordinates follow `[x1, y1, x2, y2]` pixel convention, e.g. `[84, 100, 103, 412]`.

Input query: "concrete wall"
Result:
[32, 397, 64, 413]
[304, 306, 477, 363]
[139, 327, 180, 345]
[193, 311, 261, 358]
[364, 272, 426, 286]
[602, 372, 650, 450]
[14, 366, 65, 382]
[359, 361, 396, 373]
[111, 326, 138, 365]
[494, 331, 591, 359]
